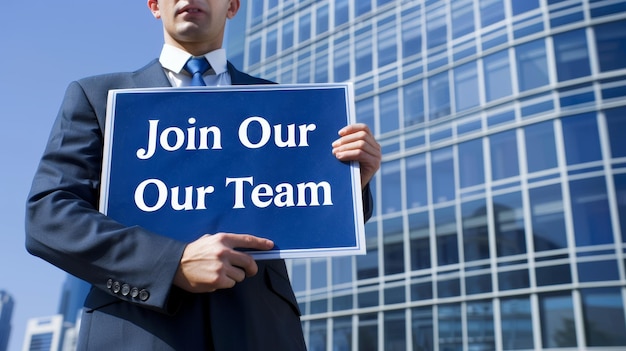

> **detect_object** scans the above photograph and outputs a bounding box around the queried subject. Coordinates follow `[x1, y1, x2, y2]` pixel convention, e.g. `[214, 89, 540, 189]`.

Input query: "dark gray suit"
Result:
[26, 60, 372, 350]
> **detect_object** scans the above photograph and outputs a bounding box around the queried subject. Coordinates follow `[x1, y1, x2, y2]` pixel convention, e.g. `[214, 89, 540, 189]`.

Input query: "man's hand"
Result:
[173, 233, 274, 293]
[332, 123, 382, 188]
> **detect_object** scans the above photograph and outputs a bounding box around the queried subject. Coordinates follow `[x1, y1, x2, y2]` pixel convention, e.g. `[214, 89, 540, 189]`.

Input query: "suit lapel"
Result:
[133, 59, 172, 88]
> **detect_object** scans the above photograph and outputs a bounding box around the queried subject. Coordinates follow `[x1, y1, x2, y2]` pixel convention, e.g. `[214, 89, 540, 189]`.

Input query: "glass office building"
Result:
[227, 0, 626, 349]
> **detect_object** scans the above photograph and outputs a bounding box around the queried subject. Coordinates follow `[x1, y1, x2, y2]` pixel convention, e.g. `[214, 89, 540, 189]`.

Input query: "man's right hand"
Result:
[173, 233, 274, 293]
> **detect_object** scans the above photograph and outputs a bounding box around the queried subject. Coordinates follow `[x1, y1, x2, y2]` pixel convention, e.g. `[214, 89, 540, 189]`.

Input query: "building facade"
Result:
[0, 291, 14, 351]
[22, 315, 63, 351]
[227, 0, 626, 350]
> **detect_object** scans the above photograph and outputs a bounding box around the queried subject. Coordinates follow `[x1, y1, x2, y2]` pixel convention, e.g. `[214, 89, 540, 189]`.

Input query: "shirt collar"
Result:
[159, 44, 228, 76]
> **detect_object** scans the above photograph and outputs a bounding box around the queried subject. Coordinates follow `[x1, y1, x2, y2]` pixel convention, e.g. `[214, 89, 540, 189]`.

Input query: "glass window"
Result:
[499, 269, 530, 290]
[483, 50, 512, 102]
[311, 258, 327, 289]
[385, 286, 405, 305]
[539, 292, 577, 348]
[409, 212, 431, 270]
[335, 0, 349, 27]
[606, 106, 626, 157]
[358, 290, 378, 308]
[570, 177, 613, 246]
[332, 256, 353, 285]
[309, 319, 327, 351]
[356, 97, 375, 131]
[458, 138, 485, 188]
[411, 280, 433, 301]
[480, 0, 505, 27]
[553, 28, 591, 81]
[381, 160, 402, 214]
[462, 199, 490, 261]
[316, 4, 329, 35]
[452, 0, 475, 38]
[356, 0, 372, 17]
[428, 71, 451, 120]
[402, 6, 421, 58]
[266, 28, 278, 58]
[426, 4, 447, 49]
[501, 297, 534, 350]
[248, 36, 262, 66]
[454, 61, 480, 112]
[438, 304, 463, 350]
[359, 314, 378, 351]
[516, 39, 549, 92]
[385, 310, 407, 351]
[384, 216, 405, 275]
[291, 260, 306, 292]
[524, 121, 558, 172]
[297, 57, 311, 83]
[594, 19, 626, 72]
[578, 260, 620, 283]
[357, 222, 378, 279]
[529, 184, 568, 251]
[412, 307, 434, 351]
[466, 274, 492, 295]
[431, 147, 455, 203]
[490, 130, 520, 181]
[380, 89, 400, 134]
[467, 301, 495, 351]
[580, 287, 626, 347]
[333, 316, 352, 351]
[562, 113, 602, 165]
[493, 192, 526, 256]
[282, 21, 294, 50]
[355, 26, 373, 76]
[537, 264, 571, 286]
[616, 174, 626, 243]
[511, 0, 539, 15]
[404, 80, 425, 126]
[439, 278, 461, 298]
[406, 154, 428, 208]
[378, 18, 398, 68]
[298, 12, 311, 43]
[436, 206, 458, 266]
[334, 37, 350, 82]
[250, 1, 264, 26]
[314, 46, 328, 83]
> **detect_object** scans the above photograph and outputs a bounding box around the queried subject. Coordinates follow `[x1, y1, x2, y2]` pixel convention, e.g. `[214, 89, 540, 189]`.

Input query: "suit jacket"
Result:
[26, 60, 373, 350]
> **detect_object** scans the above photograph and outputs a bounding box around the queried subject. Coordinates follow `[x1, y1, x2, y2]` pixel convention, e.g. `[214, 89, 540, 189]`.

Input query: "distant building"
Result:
[227, 0, 626, 350]
[22, 315, 63, 351]
[0, 291, 15, 351]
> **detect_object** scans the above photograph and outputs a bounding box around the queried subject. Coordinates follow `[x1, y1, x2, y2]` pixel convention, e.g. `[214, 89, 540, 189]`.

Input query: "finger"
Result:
[337, 123, 372, 137]
[217, 233, 274, 251]
[225, 264, 247, 283]
[333, 139, 381, 161]
[227, 251, 260, 277]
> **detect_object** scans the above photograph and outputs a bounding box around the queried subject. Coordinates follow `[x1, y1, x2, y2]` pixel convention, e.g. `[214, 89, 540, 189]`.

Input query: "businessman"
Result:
[25, 0, 381, 350]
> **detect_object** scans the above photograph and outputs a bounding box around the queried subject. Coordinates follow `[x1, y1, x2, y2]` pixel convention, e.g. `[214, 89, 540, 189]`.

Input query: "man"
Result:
[25, 0, 381, 350]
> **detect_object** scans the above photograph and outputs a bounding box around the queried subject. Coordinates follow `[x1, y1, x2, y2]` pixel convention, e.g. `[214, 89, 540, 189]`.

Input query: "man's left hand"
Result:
[332, 123, 381, 189]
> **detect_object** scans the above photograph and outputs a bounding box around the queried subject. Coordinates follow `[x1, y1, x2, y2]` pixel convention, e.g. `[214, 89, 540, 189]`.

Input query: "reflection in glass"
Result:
[411, 280, 433, 301]
[616, 174, 626, 243]
[409, 212, 431, 270]
[562, 113, 602, 165]
[378, 17, 397, 68]
[578, 260, 619, 283]
[529, 184, 568, 251]
[501, 297, 534, 350]
[380, 89, 400, 134]
[356, 97, 375, 131]
[570, 177, 613, 246]
[332, 256, 353, 285]
[381, 160, 401, 214]
[553, 28, 591, 81]
[511, 0, 539, 15]
[335, 0, 349, 27]
[309, 319, 327, 351]
[291, 260, 306, 292]
[438, 303, 463, 351]
[384, 216, 405, 275]
[580, 287, 626, 347]
[311, 258, 327, 290]
[458, 138, 485, 188]
[493, 192, 526, 256]
[539, 292, 577, 348]
[406, 155, 427, 208]
[524, 121, 557, 172]
[462, 199, 490, 261]
[480, 0, 505, 27]
[490, 130, 519, 181]
[355, 26, 373, 76]
[431, 147, 455, 203]
[454, 61, 480, 112]
[451, 0, 474, 38]
[498, 270, 530, 291]
[384, 310, 406, 351]
[412, 307, 434, 351]
[536, 264, 571, 286]
[428, 71, 451, 120]
[298, 12, 311, 43]
[404, 80, 425, 126]
[282, 21, 294, 50]
[357, 222, 379, 279]
[402, 6, 421, 58]
[426, 4, 447, 49]
[594, 19, 626, 72]
[467, 300, 495, 350]
[438, 277, 460, 298]
[605, 106, 626, 158]
[483, 50, 512, 102]
[359, 313, 378, 351]
[436, 206, 458, 266]
[516, 39, 549, 92]
[334, 37, 350, 82]
[466, 273, 492, 295]
[333, 316, 352, 351]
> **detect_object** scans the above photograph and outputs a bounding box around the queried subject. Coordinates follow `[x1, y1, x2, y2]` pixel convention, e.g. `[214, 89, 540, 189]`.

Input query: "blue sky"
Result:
[0, 2, 166, 350]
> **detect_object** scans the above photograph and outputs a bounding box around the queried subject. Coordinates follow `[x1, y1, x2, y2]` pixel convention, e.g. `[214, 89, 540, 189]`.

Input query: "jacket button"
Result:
[106, 279, 113, 289]
[139, 289, 150, 301]
[130, 287, 139, 298]
[121, 284, 131, 296]
[112, 281, 121, 294]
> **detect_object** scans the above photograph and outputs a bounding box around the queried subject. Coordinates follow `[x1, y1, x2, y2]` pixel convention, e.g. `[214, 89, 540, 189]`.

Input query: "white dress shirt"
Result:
[159, 44, 232, 87]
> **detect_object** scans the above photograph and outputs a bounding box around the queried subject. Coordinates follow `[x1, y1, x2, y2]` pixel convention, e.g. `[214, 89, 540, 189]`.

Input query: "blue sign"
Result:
[100, 84, 365, 259]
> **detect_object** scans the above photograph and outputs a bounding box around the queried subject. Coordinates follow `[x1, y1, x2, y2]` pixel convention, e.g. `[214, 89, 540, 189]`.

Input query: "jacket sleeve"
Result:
[25, 80, 186, 314]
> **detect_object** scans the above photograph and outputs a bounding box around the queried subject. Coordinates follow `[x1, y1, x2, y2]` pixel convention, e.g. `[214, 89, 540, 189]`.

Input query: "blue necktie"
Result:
[184, 57, 210, 86]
